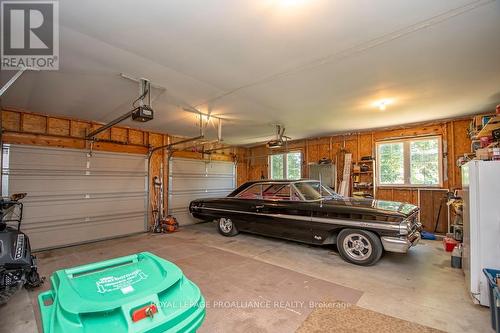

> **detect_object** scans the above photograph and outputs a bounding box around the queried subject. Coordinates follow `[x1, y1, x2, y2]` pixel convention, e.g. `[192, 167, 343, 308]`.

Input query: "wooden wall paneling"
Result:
[89, 124, 110, 140]
[358, 133, 373, 159]
[376, 188, 392, 201]
[373, 124, 443, 141]
[345, 139, 358, 159]
[47, 118, 70, 137]
[2, 132, 84, 149]
[111, 127, 128, 143]
[70, 121, 90, 138]
[432, 190, 449, 234]
[452, 119, 472, 189]
[1, 110, 21, 131]
[447, 121, 455, 188]
[147, 132, 164, 228]
[307, 138, 319, 163]
[171, 150, 233, 161]
[163, 135, 170, 214]
[21, 113, 46, 133]
[128, 129, 144, 145]
[91, 141, 147, 154]
[393, 189, 412, 204]
[418, 189, 448, 233]
[411, 189, 418, 205]
[418, 190, 434, 231]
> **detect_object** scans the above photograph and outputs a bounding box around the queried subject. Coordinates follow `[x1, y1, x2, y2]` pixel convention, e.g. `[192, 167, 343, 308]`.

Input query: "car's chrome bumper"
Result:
[381, 230, 421, 254]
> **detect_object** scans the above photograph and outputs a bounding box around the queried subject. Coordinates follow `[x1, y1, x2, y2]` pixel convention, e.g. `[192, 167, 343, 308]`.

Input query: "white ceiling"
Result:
[2, 0, 500, 145]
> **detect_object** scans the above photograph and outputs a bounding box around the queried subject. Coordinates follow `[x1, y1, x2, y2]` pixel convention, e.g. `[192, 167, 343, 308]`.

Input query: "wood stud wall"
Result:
[237, 117, 478, 234]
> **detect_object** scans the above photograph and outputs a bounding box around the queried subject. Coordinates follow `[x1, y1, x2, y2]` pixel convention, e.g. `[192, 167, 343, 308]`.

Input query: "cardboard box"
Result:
[476, 148, 491, 160]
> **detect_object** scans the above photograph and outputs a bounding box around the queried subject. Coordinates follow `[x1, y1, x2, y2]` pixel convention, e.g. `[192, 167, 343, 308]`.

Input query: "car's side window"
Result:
[237, 183, 303, 201]
[236, 184, 263, 199]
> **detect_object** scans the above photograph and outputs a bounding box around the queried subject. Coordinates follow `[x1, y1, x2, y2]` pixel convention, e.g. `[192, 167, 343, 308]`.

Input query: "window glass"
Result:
[378, 142, 404, 185]
[286, 152, 301, 180]
[269, 152, 302, 180]
[376, 136, 442, 187]
[262, 184, 292, 200]
[410, 139, 439, 185]
[270, 154, 284, 180]
[236, 184, 262, 199]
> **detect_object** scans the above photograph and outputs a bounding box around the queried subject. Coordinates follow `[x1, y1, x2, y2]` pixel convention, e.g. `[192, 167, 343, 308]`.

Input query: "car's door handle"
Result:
[254, 205, 264, 210]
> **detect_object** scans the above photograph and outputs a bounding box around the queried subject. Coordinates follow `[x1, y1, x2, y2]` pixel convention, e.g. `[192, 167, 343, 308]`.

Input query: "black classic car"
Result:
[189, 180, 422, 266]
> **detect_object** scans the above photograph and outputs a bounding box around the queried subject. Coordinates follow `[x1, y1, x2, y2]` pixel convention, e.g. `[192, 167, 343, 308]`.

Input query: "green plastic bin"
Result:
[38, 252, 205, 333]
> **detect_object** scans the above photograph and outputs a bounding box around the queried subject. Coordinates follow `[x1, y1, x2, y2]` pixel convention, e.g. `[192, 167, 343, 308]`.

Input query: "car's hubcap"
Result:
[219, 218, 233, 233]
[343, 233, 372, 261]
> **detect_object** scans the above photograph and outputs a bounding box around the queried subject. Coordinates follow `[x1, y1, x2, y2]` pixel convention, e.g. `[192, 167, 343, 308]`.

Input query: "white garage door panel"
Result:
[170, 177, 235, 192]
[169, 158, 235, 226]
[170, 158, 235, 176]
[7, 176, 145, 196]
[169, 190, 230, 211]
[2, 145, 147, 250]
[26, 217, 144, 250]
[20, 195, 145, 224]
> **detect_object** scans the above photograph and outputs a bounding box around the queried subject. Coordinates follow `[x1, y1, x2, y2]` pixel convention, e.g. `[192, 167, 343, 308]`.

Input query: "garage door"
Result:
[1, 144, 147, 250]
[168, 157, 236, 225]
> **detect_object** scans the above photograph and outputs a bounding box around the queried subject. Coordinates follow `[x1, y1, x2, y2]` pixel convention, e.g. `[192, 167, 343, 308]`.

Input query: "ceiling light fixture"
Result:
[374, 99, 393, 111]
[265, 0, 308, 8]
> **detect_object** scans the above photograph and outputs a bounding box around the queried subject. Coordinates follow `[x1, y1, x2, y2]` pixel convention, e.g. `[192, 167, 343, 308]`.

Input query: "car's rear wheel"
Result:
[217, 217, 239, 237]
[337, 229, 382, 266]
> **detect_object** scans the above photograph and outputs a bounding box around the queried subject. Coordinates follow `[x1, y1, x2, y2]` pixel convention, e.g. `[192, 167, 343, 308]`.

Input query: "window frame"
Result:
[375, 135, 443, 188]
[268, 151, 302, 180]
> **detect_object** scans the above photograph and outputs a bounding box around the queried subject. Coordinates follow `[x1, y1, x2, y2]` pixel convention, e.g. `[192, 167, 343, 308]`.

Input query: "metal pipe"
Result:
[145, 135, 203, 230]
[203, 145, 233, 153]
[0, 67, 38, 97]
[149, 135, 204, 156]
[86, 109, 136, 139]
[217, 118, 222, 142]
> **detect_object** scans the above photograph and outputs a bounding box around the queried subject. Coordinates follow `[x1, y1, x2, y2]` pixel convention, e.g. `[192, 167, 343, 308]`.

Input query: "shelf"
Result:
[353, 171, 373, 174]
[476, 116, 500, 138]
[353, 185, 374, 190]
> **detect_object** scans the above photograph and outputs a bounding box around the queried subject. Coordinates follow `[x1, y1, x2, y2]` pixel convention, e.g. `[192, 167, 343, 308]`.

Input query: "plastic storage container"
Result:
[483, 268, 500, 332]
[494, 288, 500, 333]
[443, 237, 458, 252]
[38, 252, 205, 333]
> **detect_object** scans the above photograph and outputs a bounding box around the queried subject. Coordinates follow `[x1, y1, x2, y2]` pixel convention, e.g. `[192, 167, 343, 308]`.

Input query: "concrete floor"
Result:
[0, 222, 491, 333]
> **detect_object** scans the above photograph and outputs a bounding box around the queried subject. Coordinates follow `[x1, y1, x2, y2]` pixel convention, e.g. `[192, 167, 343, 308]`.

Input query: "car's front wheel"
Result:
[217, 217, 239, 237]
[337, 229, 383, 266]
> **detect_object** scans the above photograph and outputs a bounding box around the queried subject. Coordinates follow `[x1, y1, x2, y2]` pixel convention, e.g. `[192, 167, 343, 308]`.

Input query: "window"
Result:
[236, 184, 263, 199]
[376, 136, 442, 187]
[269, 152, 302, 180]
[236, 183, 301, 201]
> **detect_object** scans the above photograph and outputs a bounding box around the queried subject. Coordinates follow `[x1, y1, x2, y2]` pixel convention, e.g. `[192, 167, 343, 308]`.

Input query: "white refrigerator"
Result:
[461, 160, 500, 306]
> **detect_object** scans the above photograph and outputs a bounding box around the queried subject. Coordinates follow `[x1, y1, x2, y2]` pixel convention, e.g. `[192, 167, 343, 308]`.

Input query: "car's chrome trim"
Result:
[381, 230, 421, 253]
[196, 206, 400, 232]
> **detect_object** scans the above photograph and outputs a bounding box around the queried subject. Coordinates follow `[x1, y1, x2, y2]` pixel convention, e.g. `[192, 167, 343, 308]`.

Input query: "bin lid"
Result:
[53, 252, 182, 314]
